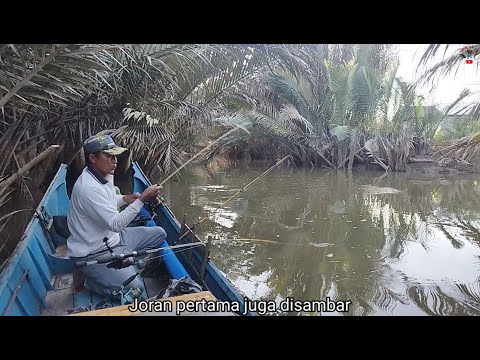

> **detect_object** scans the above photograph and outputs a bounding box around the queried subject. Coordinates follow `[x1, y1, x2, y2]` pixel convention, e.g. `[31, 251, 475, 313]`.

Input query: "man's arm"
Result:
[116, 194, 127, 207]
[82, 187, 144, 233]
[115, 190, 140, 207]
[121, 193, 141, 205]
[113, 185, 128, 207]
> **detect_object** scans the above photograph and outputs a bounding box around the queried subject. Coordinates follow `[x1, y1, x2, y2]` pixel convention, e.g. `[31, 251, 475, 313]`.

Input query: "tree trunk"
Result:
[348, 128, 357, 170]
[408, 157, 435, 163]
[64, 143, 85, 167]
[0, 145, 61, 191]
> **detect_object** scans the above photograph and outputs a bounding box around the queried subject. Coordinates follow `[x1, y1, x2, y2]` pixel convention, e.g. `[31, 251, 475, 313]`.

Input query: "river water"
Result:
[157, 163, 480, 316]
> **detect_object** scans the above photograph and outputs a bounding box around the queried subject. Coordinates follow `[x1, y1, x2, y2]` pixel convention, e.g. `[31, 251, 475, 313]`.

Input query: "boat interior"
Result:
[40, 242, 174, 316]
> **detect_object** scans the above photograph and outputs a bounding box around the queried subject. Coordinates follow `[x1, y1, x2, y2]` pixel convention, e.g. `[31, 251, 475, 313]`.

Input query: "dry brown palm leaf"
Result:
[438, 131, 480, 163]
[0, 177, 33, 235]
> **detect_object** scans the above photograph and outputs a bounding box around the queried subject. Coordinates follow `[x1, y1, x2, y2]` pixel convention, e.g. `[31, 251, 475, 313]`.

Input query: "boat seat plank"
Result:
[40, 274, 74, 315]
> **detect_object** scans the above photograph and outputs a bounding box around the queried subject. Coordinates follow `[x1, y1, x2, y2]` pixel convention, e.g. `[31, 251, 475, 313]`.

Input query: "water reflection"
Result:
[157, 164, 480, 316]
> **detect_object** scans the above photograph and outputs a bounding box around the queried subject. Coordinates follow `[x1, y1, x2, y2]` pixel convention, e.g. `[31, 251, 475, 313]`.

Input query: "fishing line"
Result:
[212, 238, 303, 246]
[136, 242, 206, 278]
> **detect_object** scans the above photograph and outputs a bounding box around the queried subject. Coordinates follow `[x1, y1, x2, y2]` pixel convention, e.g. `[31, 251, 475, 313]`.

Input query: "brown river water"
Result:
[155, 163, 480, 316]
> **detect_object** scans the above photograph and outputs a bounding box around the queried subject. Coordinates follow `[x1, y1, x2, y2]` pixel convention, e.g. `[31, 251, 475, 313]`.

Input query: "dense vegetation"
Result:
[0, 44, 479, 268]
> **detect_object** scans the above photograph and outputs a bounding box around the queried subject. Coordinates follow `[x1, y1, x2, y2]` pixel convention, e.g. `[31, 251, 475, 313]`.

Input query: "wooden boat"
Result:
[0, 162, 253, 316]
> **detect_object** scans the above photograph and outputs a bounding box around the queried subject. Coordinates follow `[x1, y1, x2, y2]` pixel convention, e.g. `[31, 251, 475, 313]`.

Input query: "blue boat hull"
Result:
[0, 162, 253, 316]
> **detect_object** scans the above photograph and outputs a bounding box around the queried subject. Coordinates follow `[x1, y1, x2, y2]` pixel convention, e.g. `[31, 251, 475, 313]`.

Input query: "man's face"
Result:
[89, 152, 117, 176]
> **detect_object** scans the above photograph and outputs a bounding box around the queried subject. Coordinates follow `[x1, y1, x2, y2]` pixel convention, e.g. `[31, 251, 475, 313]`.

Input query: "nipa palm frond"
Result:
[278, 103, 314, 135]
[330, 124, 352, 142]
[415, 45, 471, 88]
[0, 44, 120, 115]
[266, 73, 311, 118]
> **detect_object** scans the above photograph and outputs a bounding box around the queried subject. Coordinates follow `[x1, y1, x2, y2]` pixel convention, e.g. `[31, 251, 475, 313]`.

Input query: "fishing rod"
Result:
[177, 154, 292, 242]
[158, 127, 240, 187]
[73, 241, 204, 269]
[212, 238, 300, 245]
[212, 238, 335, 248]
[147, 127, 241, 207]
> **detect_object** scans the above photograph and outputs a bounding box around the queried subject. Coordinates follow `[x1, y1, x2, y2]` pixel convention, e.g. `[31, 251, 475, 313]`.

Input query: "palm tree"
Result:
[414, 44, 480, 147]
[207, 44, 428, 172]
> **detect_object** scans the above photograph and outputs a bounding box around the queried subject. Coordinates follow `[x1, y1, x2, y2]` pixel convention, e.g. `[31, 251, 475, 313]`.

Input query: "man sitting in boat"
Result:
[67, 134, 165, 302]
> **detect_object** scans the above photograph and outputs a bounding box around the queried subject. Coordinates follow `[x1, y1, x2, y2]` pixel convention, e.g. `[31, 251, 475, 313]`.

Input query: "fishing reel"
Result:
[129, 197, 166, 227]
[130, 214, 155, 227]
[145, 195, 166, 212]
[119, 287, 143, 305]
[105, 254, 155, 272]
[95, 273, 145, 309]
[106, 257, 135, 270]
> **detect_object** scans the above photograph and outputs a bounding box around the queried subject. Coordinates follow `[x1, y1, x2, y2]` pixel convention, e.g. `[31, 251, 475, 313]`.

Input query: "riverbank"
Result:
[406, 154, 480, 177]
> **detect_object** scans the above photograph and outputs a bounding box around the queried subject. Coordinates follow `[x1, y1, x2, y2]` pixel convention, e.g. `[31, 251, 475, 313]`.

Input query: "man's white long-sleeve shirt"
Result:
[67, 166, 144, 258]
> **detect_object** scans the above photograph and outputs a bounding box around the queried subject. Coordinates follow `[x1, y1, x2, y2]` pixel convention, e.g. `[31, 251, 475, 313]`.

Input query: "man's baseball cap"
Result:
[83, 135, 128, 156]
